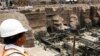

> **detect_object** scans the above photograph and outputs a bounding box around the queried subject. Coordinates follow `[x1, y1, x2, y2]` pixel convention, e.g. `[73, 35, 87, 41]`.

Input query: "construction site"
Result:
[0, 0, 100, 56]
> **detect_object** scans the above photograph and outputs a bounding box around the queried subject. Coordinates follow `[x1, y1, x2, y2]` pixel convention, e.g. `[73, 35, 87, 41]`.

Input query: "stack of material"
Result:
[0, 12, 34, 47]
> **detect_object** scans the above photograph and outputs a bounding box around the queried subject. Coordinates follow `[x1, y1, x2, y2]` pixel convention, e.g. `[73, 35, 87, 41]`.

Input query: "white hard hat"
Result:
[0, 19, 28, 38]
[70, 14, 78, 19]
[52, 15, 64, 21]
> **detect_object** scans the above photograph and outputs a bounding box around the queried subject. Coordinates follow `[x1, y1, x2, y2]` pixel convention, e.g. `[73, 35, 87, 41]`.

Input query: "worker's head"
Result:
[52, 15, 64, 27]
[0, 19, 28, 46]
[52, 15, 64, 22]
[70, 14, 78, 22]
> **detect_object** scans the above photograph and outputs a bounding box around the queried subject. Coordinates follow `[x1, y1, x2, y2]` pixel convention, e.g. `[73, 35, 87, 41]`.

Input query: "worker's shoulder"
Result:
[9, 53, 23, 56]
[4, 48, 24, 56]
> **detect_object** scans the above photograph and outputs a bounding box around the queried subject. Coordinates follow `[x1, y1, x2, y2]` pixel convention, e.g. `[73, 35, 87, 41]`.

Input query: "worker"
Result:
[47, 15, 70, 34]
[52, 15, 70, 30]
[70, 14, 80, 35]
[84, 17, 92, 30]
[70, 14, 80, 30]
[0, 19, 29, 56]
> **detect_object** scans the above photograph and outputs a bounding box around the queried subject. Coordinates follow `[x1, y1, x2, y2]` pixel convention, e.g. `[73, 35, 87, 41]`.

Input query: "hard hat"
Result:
[52, 15, 64, 21]
[70, 14, 78, 19]
[0, 19, 28, 38]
